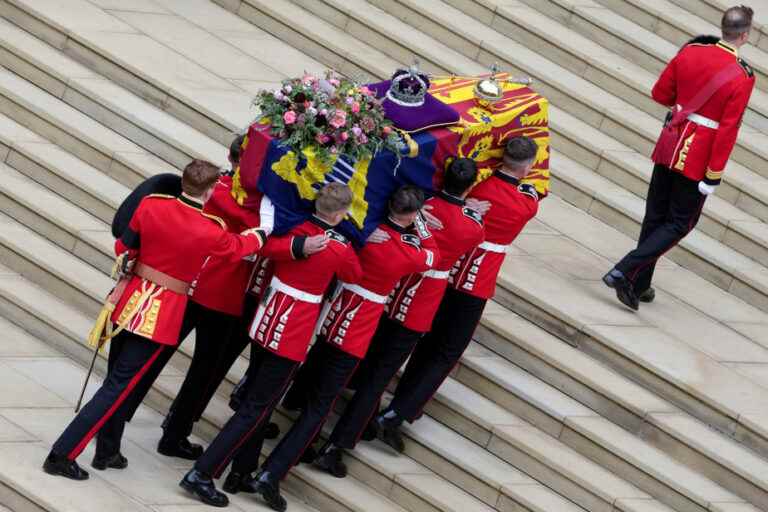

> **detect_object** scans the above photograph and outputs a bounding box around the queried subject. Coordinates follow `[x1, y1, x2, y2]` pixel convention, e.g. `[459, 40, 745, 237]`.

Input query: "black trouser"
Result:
[260, 340, 359, 479]
[327, 316, 422, 449]
[194, 344, 298, 478]
[616, 164, 707, 293]
[52, 330, 172, 460]
[163, 298, 258, 441]
[388, 288, 487, 422]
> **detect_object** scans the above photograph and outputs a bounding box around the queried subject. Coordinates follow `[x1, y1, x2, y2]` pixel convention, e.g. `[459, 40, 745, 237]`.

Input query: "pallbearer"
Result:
[43, 160, 266, 481]
[180, 183, 362, 508]
[373, 137, 540, 449]
[246, 186, 437, 510]
[311, 159, 483, 477]
[604, 5, 756, 309]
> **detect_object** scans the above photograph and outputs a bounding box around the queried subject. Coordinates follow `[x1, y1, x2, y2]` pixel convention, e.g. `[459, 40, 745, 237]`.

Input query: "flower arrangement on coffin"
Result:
[254, 72, 402, 163]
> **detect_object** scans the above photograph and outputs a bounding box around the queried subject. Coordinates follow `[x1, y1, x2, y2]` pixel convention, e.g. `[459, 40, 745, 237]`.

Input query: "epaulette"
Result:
[684, 34, 719, 47]
[462, 207, 483, 225]
[401, 233, 421, 248]
[146, 193, 175, 199]
[202, 212, 227, 230]
[326, 230, 348, 245]
[738, 57, 754, 77]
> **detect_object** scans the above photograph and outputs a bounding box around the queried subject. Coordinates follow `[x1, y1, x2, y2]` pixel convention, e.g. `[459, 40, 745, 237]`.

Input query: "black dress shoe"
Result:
[375, 415, 405, 453]
[602, 270, 639, 311]
[222, 471, 257, 494]
[299, 445, 317, 464]
[158, 436, 204, 460]
[263, 422, 280, 440]
[254, 471, 287, 512]
[180, 469, 229, 508]
[638, 287, 655, 303]
[314, 444, 347, 478]
[43, 452, 89, 481]
[92, 452, 128, 471]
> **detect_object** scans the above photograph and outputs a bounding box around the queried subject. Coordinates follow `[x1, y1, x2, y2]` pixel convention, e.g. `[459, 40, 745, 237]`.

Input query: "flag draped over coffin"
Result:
[234, 75, 549, 246]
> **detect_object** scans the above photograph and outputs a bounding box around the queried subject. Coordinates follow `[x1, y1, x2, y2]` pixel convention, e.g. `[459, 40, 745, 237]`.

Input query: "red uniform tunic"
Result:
[320, 219, 438, 358]
[112, 194, 264, 345]
[387, 192, 484, 332]
[248, 217, 363, 362]
[651, 39, 755, 185]
[189, 176, 275, 316]
[451, 174, 538, 299]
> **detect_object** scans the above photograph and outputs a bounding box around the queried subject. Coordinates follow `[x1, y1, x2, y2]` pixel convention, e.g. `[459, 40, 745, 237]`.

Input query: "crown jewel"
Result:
[386, 61, 430, 107]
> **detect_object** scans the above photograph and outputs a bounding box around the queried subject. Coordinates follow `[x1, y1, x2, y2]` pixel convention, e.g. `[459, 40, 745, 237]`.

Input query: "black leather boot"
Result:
[158, 436, 204, 460]
[223, 471, 257, 494]
[254, 471, 287, 512]
[42, 452, 89, 481]
[375, 414, 405, 453]
[638, 287, 656, 303]
[179, 469, 228, 507]
[92, 452, 128, 471]
[602, 269, 639, 311]
[314, 444, 347, 478]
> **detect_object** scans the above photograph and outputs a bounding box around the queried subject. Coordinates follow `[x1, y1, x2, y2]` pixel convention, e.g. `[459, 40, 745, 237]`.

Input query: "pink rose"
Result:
[315, 133, 330, 144]
[329, 110, 347, 128]
[382, 125, 392, 135]
[304, 101, 313, 109]
[340, 131, 349, 141]
[329, 78, 340, 87]
[283, 111, 297, 125]
[351, 126, 362, 137]
[302, 74, 316, 85]
[351, 101, 360, 113]
[360, 86, 373, 96]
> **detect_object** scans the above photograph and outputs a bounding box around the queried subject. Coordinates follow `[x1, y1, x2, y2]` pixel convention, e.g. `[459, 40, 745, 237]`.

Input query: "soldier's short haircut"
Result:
[503, 136, 538, 171]
[443, 158, 478, 196]
[316, 182, 353, 215]
[182, 159, 220, 197]
[722, 5, 753, 40]
[229, 134, 246, 165]
[389, 184, 425, 215]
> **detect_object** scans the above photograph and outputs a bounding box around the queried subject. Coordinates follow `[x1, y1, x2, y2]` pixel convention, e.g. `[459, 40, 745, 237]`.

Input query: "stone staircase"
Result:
[0, 1, 767, 512]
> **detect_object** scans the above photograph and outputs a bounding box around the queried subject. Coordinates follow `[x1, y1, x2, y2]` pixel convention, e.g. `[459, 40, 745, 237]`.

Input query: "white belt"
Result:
[479, 241, 509, 254]
[341, 282, 388, 304]
[423, 269, 450, 280]
[271, 276, 323, 304]
[687, 113, 719, 129]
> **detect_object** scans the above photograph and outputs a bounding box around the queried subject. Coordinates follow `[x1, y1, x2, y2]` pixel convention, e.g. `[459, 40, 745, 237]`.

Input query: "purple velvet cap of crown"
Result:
[367, 79, 460, 133]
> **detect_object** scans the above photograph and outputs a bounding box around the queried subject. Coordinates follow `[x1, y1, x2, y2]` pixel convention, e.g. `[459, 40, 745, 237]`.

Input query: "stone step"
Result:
[667, 0, 768, 52]
[550, 151, 768, 305]
[0, 0, 326, 145]
[0, 64, 175, 189]
[550, 104, 768, 225]
[0, 162, 113, 274]
[474, 300, 768, 508]
[449, 345, 762, 511]
[472, 0, 768, 133]
[591, 0, 768, 86]
[404, 382, 675, 512]
[0, 111, 129, 224]
[0, 16, 225, 173]
[306, 0, 768, 178]
[487, 194, 768, 462]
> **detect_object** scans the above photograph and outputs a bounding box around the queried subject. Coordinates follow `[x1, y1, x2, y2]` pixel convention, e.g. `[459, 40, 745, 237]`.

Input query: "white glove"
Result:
[698, 181, 716, 196]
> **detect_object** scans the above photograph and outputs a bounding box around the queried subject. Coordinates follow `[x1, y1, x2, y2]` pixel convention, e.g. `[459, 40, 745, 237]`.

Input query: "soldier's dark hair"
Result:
[316, 182, 353, 215]
[443, 158, 478, 196]
[389, 185, 425, 215]
[229, 134, 246, 165]
[182, 159, 220, 197]
[503, 136, 538, 170]
[722, 5, 753, 40]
